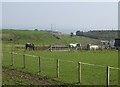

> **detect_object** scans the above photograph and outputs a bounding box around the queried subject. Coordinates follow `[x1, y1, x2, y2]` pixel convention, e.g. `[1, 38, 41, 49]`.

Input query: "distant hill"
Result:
[2, 29, 99, 45]
[76, 30, 119, 40]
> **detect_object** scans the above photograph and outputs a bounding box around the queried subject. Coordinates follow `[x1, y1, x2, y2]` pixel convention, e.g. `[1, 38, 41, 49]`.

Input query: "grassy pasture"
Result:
[2, 44, 119, 85]
[2, 30, 99, 45]
[2, 30, 119, 85]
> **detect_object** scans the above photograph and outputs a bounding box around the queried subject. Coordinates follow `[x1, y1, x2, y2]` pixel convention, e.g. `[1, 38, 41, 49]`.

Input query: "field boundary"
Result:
[11, 52, 120, 69]
[4, 51, 120, 86]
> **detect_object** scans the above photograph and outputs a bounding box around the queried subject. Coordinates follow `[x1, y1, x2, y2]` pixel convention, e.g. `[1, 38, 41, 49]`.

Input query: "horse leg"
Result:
[29, 47, 30, 51]
[25, 45, 27, 50]
[33, 47, 34, 51]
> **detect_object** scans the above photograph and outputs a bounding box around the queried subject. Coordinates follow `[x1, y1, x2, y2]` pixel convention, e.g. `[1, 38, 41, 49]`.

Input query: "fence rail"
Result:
[3, 51, 120, 86]
[11, 52, 120, 70]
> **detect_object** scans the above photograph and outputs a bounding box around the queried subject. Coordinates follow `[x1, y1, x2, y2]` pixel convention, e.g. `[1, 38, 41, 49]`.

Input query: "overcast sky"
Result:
[1, 0, 119, 2]
[2, 1, 118, 33]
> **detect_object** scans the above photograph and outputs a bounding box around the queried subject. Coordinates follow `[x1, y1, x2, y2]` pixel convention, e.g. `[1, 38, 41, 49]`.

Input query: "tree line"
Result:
[72, 30, 119, 40]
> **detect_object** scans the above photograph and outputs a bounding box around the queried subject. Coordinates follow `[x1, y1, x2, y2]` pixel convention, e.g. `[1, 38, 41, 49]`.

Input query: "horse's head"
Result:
[25, 43, 35, 50]
[76, 43, 81, 47]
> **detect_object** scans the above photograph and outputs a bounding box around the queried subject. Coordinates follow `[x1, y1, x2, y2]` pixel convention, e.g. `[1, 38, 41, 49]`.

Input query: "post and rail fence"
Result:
[8, 51, 120, 86]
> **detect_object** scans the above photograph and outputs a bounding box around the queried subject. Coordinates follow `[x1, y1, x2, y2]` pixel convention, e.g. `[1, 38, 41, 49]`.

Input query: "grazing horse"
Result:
[25, 43, 35, 50]
[69, 43, 81, 50]
[87, 44, 99, 50]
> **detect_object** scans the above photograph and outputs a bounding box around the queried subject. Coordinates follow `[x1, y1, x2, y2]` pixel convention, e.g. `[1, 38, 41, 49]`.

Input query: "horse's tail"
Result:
[25, 44, 27, 50]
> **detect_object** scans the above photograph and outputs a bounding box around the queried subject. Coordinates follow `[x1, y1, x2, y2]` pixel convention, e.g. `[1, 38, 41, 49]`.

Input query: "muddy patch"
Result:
[2, 66, 61, 86]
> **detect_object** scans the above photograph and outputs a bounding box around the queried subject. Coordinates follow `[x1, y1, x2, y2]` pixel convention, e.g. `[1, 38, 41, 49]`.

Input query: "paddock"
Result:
[3, 44, 119, 85]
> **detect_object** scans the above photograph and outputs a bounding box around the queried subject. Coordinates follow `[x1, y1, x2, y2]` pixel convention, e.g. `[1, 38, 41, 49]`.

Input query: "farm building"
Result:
[114, 38, 120, 49]
[109, 39, 115, 48]
[100, 38, 120, 49]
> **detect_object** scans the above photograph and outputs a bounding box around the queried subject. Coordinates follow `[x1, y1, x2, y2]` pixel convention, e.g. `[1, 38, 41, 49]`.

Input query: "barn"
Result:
[114, 38, 120, 49]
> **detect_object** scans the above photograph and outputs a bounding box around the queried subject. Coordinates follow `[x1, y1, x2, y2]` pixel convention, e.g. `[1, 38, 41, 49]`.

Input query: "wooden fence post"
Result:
[78, 62, 82, 84]
[38, 56, 41, 73]
[56, 59, 59, 78]
[23, 54, 25, 69]
[11, 52, 14, 66]
[50, 45, 52, 52]
[11, 44, 14, 66]
[106, 66, 110, 87]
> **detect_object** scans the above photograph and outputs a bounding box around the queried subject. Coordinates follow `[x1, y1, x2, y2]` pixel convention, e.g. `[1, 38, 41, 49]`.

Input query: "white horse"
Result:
[87, 44, 99, 50]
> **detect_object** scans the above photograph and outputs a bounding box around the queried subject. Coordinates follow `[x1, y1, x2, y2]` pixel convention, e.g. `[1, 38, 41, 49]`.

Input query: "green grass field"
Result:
[2, 44, 119, 85]
[2, 30, 119, 85]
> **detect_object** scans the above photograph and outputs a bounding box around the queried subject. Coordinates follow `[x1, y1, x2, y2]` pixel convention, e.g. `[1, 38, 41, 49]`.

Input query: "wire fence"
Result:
[2, 51, 120, 86]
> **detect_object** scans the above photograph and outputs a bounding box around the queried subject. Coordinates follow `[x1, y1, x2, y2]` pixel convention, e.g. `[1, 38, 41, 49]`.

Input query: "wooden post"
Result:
[23, 54, 25, 69]
[50, 45, 52, 52]
[11, 44, 14, 66]
[55, 45, 56, 51]
[78, 62, 82, 84]
[38, 56, 41, 73]
[68, 46, 70, 51]
[56, 59, 59, 78]
[11, 52, 14, 66]
[106, 66, 110, 87]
